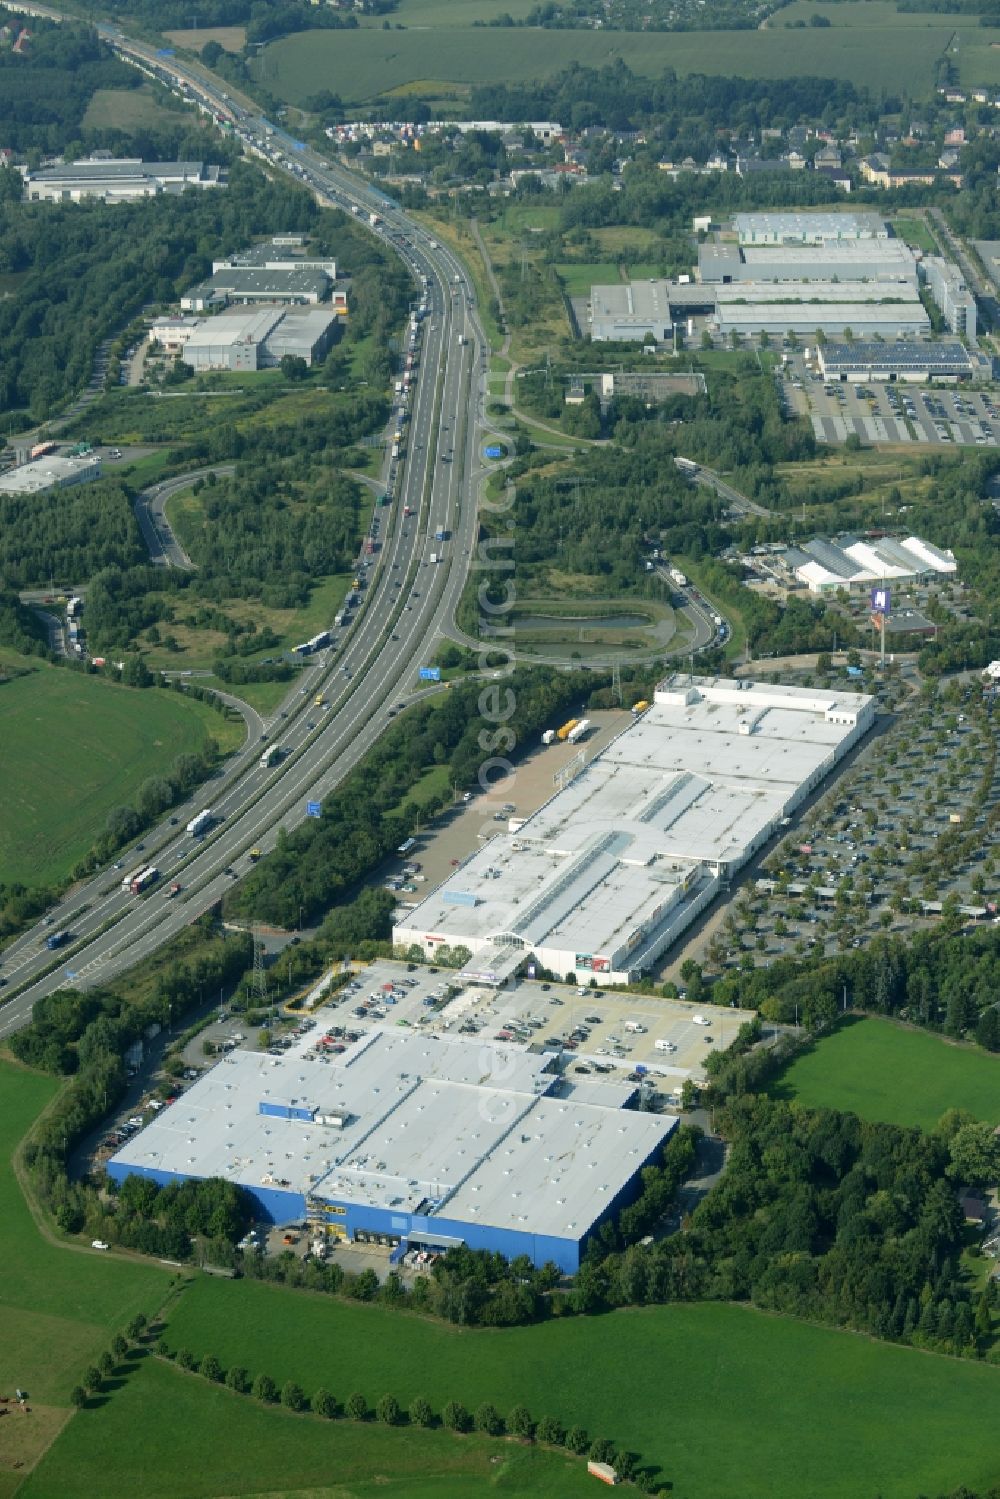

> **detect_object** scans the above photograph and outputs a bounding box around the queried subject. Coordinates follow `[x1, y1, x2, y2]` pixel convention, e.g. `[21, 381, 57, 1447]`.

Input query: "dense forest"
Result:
[0, 11, 140, 155]
[0, 479, 146, 588]
[469, 62, 882, 136]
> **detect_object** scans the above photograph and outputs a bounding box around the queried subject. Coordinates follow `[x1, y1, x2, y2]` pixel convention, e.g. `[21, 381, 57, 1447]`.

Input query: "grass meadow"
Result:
[0, 1062, 171, 1408]
[20, 1355, 595, 1499]
[773, 1016, 1000, 1130]
[0, 656, 244, 886]
[163, 1277, 1000, 1499]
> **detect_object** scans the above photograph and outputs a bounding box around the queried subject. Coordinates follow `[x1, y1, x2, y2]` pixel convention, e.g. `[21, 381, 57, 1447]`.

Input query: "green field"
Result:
[556, 263, 621, 298]
[82, 85, 181, 133]
[0, 1063, 171, 1407]
[0, 657, 244, 886]
[773, 1016, 1000, 1130]
[261, 20, 960, 104]
[164, 1278, 1000, 1499]
[21, 1355, 594, 1499]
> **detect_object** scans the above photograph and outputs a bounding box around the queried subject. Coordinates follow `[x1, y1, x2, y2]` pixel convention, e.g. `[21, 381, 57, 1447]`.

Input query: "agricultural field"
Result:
[259, 19, 959, 105]
[773, 1016, 1000, 1131]
[163, 25, 247, 52]
[0, 656, 244, 887]
[163, 1277, 1000, 1499]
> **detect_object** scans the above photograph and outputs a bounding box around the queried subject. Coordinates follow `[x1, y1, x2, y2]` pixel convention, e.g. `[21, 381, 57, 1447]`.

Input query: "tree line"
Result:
[225, 668, 595, 928]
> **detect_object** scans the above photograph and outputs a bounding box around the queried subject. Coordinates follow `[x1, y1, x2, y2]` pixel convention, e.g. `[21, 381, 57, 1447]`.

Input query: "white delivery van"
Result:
[655, 1038, 676, 1053]
[624, 1021, 646, 1034]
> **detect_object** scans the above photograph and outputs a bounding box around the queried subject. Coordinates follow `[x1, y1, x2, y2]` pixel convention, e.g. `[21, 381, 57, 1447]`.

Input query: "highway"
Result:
[0, 35, 493, 1034]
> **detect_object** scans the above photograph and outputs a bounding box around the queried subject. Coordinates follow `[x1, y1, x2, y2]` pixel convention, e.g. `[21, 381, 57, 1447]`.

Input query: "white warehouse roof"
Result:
[396, 675, 874, 981]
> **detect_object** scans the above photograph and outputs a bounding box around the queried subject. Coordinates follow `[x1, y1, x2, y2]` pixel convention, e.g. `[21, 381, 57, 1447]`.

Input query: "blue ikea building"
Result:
[107, 1029, 675, 1274]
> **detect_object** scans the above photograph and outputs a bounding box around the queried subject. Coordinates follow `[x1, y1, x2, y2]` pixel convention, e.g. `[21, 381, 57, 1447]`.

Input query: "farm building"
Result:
[394, 675, 874, 986]
[106, 1028, 675, 1273]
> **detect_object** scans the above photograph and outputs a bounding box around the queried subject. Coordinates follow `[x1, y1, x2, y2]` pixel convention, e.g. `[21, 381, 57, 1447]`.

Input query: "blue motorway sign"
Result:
[419, 666, 441, 682]
[306, 801, 322, 819]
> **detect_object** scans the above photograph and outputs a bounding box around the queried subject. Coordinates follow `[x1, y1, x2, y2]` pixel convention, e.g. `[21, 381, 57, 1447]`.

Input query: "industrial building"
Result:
[106, 1027, 675, 1272]
[731, 211, 889, 245]
[395, 675, 874, 986]
[778, 533, 957, 595]
[698, 239, 918, 285]
[161, 306, 340, 371]
[212, 238, 337, 279]
[23, 157, 225, 203]
[0, 452, 102, 495]
[715, 300, 930, 340]
[816, 339, 973, 383]
[180, 266, 334, 312]
[920, 255, 977, 337]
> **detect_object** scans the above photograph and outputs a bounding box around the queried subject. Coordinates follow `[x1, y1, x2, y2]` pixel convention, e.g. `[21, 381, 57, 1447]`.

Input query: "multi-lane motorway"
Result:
[0, 32, 492, 1035]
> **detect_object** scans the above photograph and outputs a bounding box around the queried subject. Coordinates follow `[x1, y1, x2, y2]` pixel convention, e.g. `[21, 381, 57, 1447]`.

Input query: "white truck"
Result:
[567, 718, 590, 743]
[668, 567, 688, 588]
[186, 809, 213, 837]
[541, 729, 556, 745]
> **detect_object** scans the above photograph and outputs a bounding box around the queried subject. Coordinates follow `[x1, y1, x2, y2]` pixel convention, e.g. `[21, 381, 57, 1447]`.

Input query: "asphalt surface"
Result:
[134, 465, 233, 569]
[0, 49, 493, 1035]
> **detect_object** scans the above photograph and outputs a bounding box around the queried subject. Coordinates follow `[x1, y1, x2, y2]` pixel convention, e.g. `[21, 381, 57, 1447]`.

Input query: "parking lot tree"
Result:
[409, 1396, 434, 1428]
[346, 1392, 369, 1422]
[281, 1380, 306, 1412]
[225, 1366, 250, 1394]
[313, 1388, 338, 1419]
[252, 1373, 277, 1404]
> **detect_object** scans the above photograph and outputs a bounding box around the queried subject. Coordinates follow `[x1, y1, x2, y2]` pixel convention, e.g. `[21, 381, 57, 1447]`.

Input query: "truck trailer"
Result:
[567, 718, 590, 743]
[556, 718, 578, 741]
[186, 809, 213, 837]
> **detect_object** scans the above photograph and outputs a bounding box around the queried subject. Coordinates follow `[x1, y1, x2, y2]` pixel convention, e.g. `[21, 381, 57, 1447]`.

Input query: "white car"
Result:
[692, 1014, 712, 1027]
[91, 1239, 110, 1251]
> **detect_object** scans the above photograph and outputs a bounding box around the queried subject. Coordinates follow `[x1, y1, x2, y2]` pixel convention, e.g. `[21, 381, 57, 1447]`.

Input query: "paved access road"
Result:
[0, 45, 492, 1034]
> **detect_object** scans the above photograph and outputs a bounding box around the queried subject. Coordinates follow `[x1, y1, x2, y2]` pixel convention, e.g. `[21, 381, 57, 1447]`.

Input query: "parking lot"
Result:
[785, 364, 1000, 448]
[306, 960, 755, 1097]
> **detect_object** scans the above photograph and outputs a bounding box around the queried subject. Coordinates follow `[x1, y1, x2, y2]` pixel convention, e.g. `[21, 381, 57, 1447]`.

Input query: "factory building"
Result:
[169, 306, 340, 371]
[699, 239, 918, 286]
[23, 157, 224, 203]
[0, 453, 102, 495]
[920, 255, 977, 337]
[780, 533, 958, 594]
[106, 1028, 675, 1273]
[731, 210, 889, 245]
[816, 339, 973, 383]
[395, 675, 874, 986]
[212, 238, 338, 280]
[715, 301, 930, 339]
[180, 266, 334, 311]
[587, 280, 714, 341]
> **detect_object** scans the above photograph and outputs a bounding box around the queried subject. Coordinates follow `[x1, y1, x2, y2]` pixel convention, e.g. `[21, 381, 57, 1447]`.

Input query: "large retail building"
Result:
[394, 675, 874, 985]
